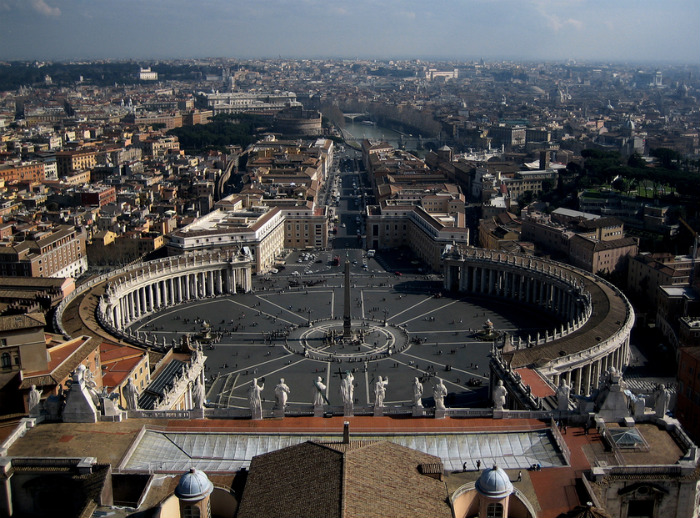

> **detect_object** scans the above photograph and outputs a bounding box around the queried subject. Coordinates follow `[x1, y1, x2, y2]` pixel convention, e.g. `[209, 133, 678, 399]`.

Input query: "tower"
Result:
[475, 465, 514, 518]
[175, 468, 214, 518]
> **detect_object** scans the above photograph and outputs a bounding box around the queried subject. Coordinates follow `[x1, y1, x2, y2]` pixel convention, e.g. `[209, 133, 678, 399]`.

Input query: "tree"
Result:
[651, 148, 682, 170]
[627, 153, 646, 168]
[612, 178, 626, 192]
[541, 179, 555, 195]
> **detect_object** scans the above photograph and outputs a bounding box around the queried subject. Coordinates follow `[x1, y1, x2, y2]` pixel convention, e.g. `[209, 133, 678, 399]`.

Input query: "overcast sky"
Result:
[1, 0, 698, 63]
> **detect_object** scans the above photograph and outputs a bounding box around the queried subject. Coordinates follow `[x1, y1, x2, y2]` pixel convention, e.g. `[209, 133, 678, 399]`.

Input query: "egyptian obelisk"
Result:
[343, 260, 352, 337]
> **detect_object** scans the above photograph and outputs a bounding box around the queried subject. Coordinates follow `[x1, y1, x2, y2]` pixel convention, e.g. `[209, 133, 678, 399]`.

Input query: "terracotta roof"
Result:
[515, 368, 556, 398]
[20, 335, 96, 389]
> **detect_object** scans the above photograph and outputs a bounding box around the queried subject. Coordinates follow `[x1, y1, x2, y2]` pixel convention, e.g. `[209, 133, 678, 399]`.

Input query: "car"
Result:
[352, 260, 358, 265]
[269, 268, 279, 274]
[341, 223, 346, 228]
[394, 271, 403, 276]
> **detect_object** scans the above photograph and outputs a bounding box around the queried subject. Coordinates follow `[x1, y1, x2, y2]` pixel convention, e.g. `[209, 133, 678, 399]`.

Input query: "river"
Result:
[341, 120, 431, 150]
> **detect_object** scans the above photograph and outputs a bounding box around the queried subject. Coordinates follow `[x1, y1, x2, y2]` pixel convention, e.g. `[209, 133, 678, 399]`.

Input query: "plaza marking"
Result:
[226, 297, 300, 325]
[132, 297, 230, 331]
[230, 356, 308, 391]
[383, 295, 435, 321]
[398, 351, 489, 381]
[395, 298, 464, 326]
[364, 369, 370, 405]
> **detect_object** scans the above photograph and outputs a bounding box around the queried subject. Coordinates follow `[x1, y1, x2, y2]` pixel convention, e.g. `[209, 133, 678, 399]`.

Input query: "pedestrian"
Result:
[517, 470, 522, 482]
[462, 462, 467, 472]
[476, 459, 481, 470]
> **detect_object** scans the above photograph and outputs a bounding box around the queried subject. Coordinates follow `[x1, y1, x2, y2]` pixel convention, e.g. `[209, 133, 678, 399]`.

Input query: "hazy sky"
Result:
[1, 0, 698, 63]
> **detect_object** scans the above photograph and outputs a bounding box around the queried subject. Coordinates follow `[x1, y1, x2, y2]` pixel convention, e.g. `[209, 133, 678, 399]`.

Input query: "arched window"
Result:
[487, 502, 504, 518]
[1, 353, 11, 369]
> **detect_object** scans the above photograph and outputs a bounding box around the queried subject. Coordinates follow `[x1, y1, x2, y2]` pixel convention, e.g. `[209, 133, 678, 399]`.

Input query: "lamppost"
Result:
[308, 309, 313, 326]
[383, 308, 388, 326]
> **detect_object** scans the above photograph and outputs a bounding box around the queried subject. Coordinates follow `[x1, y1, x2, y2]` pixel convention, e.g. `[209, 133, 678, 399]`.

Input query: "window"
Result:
[1, 352, 10, 369]
[182, 506, 201, 518]
[486, 503, 503, 518]
[627, 500, 654, 518]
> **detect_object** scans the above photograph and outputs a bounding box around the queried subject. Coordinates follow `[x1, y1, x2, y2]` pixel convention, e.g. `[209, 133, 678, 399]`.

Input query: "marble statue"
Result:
[248, 377, 264, 419]
[654, 384, 670, 418]
[124, 378, 139, 410]
[28, 384, 42, 415]
[413, 377, 424, 408]
[374, 376, 388, 408]
[274, 378, 291, 410]
[340, 372, 354, 414]
[433, 378, 448, 411]
[313, 376, 327, 407]
[493, 380, 507, 410]
[556, 379, 570, 411]
[192, 378, 205, 410]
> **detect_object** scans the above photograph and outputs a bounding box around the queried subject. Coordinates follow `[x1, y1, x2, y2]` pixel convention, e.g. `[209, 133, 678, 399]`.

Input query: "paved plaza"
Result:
[126, 249, 555, 412]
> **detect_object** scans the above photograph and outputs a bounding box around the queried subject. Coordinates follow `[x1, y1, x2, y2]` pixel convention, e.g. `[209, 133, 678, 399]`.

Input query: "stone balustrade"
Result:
[444, 248, 634, 398]
[55, 250, 253, 349]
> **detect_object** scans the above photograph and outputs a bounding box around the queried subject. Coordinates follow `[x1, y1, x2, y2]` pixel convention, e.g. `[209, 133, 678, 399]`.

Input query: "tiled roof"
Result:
[20, 335, 96, 389]
[237, 440, 451, 518]
[138, 359, 186, 410]
[0, 312, 46, 332]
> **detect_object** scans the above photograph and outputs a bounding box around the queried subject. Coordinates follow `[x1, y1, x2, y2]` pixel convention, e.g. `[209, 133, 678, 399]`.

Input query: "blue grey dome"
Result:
[175, 468, 213, 502]
[475, 465, 513, 499]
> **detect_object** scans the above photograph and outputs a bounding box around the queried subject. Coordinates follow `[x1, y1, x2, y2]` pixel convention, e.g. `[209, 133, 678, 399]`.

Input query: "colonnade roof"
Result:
[503, 272, 629, 369]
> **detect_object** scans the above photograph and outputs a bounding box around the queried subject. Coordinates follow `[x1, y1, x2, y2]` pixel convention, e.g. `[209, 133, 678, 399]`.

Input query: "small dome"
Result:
[624, 119, 635, 130]
[475, 465, 513, 499]
[175, 468, 213, 502]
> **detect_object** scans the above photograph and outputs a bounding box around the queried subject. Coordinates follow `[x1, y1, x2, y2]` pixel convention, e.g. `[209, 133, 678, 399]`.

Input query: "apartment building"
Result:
[55, 150, 97, 177]
[167, 200, 285, 273]
[0, 161, 45, 183]
[0, 225, 87, 278]
[366, 202, 469, 271]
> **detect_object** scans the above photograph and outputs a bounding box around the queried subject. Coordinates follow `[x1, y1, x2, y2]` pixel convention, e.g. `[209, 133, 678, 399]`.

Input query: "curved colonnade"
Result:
[55, 251, 253, 349]
[443, 249, 634, 397]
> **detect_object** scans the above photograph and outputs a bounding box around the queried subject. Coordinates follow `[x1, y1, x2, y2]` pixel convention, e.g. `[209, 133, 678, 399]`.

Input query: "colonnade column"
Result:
[584, 364, 592, 397]
[208, 271, 215, 296]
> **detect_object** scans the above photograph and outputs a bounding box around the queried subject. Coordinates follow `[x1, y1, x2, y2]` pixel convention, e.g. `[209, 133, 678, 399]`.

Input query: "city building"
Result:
[366, 202, 469, 271]
[138, 67, 158, 81]
[0, 225, 87, 278]
[166, 201, 285, 273]
[196, 90, 301, 115]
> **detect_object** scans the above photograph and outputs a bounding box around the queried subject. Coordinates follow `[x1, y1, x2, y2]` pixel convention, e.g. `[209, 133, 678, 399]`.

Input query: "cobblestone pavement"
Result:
[127, 263, 555, 412]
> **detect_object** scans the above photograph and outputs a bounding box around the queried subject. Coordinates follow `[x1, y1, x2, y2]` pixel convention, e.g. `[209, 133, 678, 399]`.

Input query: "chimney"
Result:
[343, 421, 350, 444]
